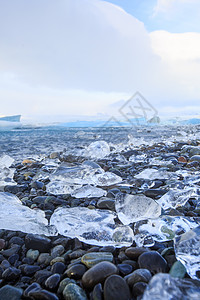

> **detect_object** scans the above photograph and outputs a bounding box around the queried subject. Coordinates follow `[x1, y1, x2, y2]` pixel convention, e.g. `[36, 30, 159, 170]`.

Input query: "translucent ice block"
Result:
[50, 207, 134, 247]
[135, 168, 173, 180]
[84, 141, 110, 159]
[0, 155, 16, 189]
[174, 226, 200, 280]
[115, 193, 161, 225]
[71, 185, 107, 198]
[142, 273, 200, 300]
[157, 188, 194, 210]
[0, 192, 56, 235]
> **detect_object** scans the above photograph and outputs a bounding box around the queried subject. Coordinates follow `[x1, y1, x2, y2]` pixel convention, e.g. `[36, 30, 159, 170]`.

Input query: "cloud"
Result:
[153, 0, 199, 15]
[0, 0, 199, 119]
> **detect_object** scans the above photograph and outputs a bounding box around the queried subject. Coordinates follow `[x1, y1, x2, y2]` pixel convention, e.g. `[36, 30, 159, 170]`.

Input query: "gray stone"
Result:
[63, 283, 87, 300]
[0, 285, 23, 300]
[81, 252, 113, 268]
[104, 275, 131, 300]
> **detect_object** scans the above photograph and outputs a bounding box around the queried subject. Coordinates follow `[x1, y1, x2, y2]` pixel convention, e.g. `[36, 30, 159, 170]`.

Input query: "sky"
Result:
[0, 0, 200, 122]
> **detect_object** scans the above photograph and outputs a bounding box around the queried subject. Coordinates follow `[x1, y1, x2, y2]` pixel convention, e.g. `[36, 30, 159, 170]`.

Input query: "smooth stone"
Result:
[68, 249, 86, 260]
[25, 234, 51, 252]
[96, 198, 115, 211]
[9, 237, 24, 246]
[57, 278, 76, 294]
[0, 285, 23, 300]
[63, 283, 87, 300]
[2, 267, 21, 281]
[23, 265, 41, 276]
[8, 254, 19, 265]
[1, 259, 11, 269]
[45, 273, 61, 290]
[81, 252, 113, 268]
[169, 261, 186, 279]
[104, 274, 131, 300]
[0, 239, 5, 250]
[65, 264, 87, 279]
[125, 269, 152, 287]
[92, 283, 103, 300]
[24, 282, 41, 297]
[117, 263, 133, 276]
[50, 257, 65, 265]
[26, 249, 40, 261]
[51, 245, 65, 258]
[125, 247, 150, 259]
[99, 246, 115, 253]
[132, 282, 148, 297]
[82, 261, 118, 289]
[189, 155, 200, 162]
[51, 262, 66, 274]
[144, 189, 167, 198]
[1, 244, 21, 257]
[28, 288, 59, 300]
[38, 253, 52, 266]
[138, 251, 167, 274]
[34, 270, 52, 285]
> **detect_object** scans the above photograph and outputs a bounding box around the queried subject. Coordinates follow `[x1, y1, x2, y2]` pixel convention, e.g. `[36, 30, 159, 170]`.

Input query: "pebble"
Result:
[82, 261, 118, 289]
[92, 283, 103, 300]
[45, 273, 61, 290]
[169, 260, 186, 279]
[65, 264, 87, 279]
[125, 247, 150, 259]
[96, 198, 115, 210]
[117, 263, 133, 276]
[104, 274, 131, 300]
[38, 253, 52, 266]
[51, 262, 66, 274]
[34, 270, 52, 285]
[63, 283, 87, 300]
[81, 252, 113, 268]
[51, 245, 65, 258]
[132, 282, 148, 297]
[25, 234, 51, 252]
[125, 269, 152, 287]
[0, 285, 23, 300]
[57, 278, 76, 294]
[2, 267, 21, 281]
[0, 239, 5, 250]
[138, 251, 167, 274]
[26, 249, 40, 261]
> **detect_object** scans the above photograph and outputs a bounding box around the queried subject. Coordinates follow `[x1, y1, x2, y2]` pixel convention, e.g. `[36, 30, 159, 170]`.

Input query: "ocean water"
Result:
[0, 124, 199, 161]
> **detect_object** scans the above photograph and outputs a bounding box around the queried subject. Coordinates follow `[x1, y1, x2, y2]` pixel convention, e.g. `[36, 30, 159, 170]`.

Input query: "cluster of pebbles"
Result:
[1, 130, 200, 299]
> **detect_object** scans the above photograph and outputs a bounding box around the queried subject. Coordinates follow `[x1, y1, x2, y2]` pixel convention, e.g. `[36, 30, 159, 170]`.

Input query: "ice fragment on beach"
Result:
[0, 155, 16, 189]
[142, 273, 200, 300]
[50, 207, 134, 247]
[135, 168, 172, 180]
[129, 154, 147, 163]
[157, 188, 193, 210]
[46, 180, 81, 195]
[71, 185, 107, 198]
[84, 141, 110, 159]
[0, 192, 56, 235]
[134, 216, 199, 247]
[115, 193, 161, 225]
[174, 226, 200, 280]
[92, 172, 122, 186]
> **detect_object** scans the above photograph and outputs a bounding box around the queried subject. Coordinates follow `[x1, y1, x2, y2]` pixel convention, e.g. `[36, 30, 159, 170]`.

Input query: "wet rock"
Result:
[82, 261, 118, 289]
[138, 251, 167, 274]
[0, 239, 5, 250]
[169, 261, 186, 279]
[65, 264, 87, 279]
[2, 267, 21, 281]
[117, 263, 133, 276]
[34, 270, 52, 285]
[22, 264, 41, 276]
[57, 278, 76, 294]
[104, 274, 131, 300]
[51, 262, 66, 274]
[92, 283, 103, 300]
[45, 273, 61, 290]
[81, 252, 113, 268]
[25, 234, 51, 252]
[0, 285, 23, 300]
[26, 249, 40, 261]
[38, 253, 52, 266]
[1, 244, 21, 257]
[63, 283, 87, 300]
[132, 282, 147, 297]
[125, 269, 152, 287]
[125, 247, 150, 259]
[97, 198, 115, 210]
[51, 245, 65, 258]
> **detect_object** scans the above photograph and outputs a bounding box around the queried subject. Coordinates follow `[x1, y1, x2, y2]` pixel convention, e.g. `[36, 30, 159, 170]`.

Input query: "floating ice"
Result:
[50, 207, 134, 247]
[115, 193, 161, 225]
[174, 226, 200, 280]
[0, 155, 16, 189]
[157, 188, 194, 210]
[134, 216, 200, 247]
[0, 192, 56, 235]
[142, 273, 200, 300]
[135, 168, 172, 180]
[84, 141, 110, 159]
[71, 185, 107, 198]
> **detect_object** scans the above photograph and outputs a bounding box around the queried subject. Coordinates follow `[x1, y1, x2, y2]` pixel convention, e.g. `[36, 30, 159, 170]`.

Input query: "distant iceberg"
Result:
[0, 115, 21, 130]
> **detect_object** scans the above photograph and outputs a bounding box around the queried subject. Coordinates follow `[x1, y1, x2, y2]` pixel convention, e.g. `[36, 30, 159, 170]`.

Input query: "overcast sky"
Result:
[0, 0, 200, 122]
